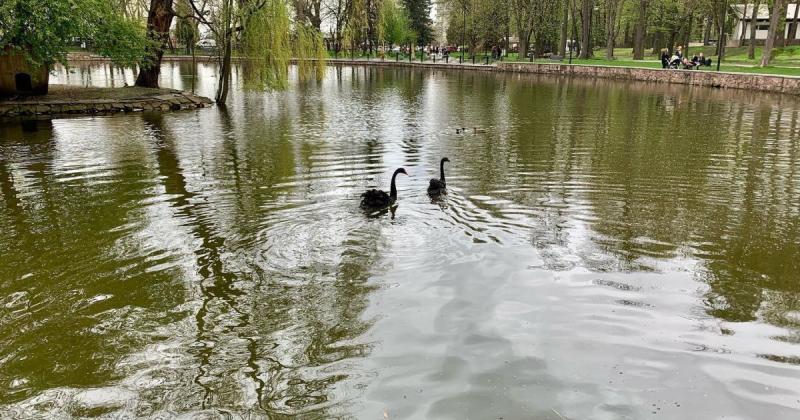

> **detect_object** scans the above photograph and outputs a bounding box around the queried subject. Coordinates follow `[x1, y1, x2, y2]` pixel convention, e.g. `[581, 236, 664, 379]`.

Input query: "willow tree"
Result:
[344, 0, 369, 56]
[188, 0, 326, 103]
[294, 24, 327, 84]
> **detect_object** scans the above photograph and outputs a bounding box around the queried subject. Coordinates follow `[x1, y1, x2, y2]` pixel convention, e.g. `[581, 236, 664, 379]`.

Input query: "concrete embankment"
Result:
[325, 59, 800, 96]
[495, 62, 800, 96]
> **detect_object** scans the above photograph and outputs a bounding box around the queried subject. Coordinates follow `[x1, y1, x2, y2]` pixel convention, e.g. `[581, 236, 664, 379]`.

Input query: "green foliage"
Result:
[402, 0, 432, 46]
[379, 0, 415, 47]
[188, 0, 327, 101]
[295, 23, 327, 82]
[175, 0, 199, 53]
[0, 0, 149, 68]
[241, 0, 292, 91]
[446, 0, 507, 52]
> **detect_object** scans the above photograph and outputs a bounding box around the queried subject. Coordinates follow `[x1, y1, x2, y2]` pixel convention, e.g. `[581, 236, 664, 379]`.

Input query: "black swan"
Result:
[428, 157, 449, 195]
[361, 168, 408, 209]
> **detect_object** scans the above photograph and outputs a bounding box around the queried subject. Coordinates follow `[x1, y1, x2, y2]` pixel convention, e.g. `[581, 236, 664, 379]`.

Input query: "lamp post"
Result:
[462, 5, 467, 63]
[716, 4, 727, 71]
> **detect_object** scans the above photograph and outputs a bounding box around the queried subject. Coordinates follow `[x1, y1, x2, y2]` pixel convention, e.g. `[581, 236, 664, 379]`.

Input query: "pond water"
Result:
[1, 62, 799, 419]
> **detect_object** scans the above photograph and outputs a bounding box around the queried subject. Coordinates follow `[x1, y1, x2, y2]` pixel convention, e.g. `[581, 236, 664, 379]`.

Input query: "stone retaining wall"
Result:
[0, 90, 213, 118]
[318, 58, 497, 72]
[496, 63, 800, 96]
[325, 59, 800, 96]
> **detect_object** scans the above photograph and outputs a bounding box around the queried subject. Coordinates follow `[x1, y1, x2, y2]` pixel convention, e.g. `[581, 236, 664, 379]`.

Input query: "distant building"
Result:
[731, 4, 800, 46]
[0, 47, 49, 97]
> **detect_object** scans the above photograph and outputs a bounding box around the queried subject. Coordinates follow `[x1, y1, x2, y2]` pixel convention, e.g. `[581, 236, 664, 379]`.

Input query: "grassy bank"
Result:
[502, 46, 800, 77]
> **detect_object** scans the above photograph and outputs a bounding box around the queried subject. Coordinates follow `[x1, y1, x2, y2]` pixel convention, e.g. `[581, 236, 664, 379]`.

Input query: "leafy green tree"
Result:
[379, 0, 414, 49]
[402, 0, 432, 46]
[0, 0, 148, 68]
[446, 0, 506, 55]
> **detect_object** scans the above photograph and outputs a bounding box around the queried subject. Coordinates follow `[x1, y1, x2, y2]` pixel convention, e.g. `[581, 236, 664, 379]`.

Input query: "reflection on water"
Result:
[1, 62, 799, 418]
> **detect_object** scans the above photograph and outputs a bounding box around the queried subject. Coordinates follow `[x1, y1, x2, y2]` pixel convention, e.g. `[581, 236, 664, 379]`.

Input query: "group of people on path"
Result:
[660, 46, 713, 70]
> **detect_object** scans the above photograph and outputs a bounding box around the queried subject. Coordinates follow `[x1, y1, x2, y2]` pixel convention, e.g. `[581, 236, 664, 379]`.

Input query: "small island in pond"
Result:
[0, 85, 213, 118]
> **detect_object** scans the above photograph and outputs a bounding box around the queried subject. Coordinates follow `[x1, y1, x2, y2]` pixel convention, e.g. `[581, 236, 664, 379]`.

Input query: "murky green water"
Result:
[1, 62, 799, 419]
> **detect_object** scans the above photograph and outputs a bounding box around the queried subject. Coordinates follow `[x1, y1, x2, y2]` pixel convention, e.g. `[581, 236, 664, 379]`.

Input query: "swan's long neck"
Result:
[390, 170, 400, 200]
[439, 159, 447, 185]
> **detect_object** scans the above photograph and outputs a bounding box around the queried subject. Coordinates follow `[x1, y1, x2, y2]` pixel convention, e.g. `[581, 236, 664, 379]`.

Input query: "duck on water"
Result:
[360, 168, 408, 209]
[428, 157, 449, 195]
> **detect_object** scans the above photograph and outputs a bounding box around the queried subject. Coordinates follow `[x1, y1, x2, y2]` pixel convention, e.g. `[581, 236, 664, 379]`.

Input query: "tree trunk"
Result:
[571, 2, 581, 56]
[559, 1, 569, 55]
[518, 28, 531, 60]
[310, 0, 322, 31]
[748, 0, 760, 58]
[761, 0, 785, 66]
[215, 0, 233, 104]
[703, 16, 712, 45]
[776, 4, 787, 47]
[605, 0, 618, 59]
[506, 21, 510, 56]
[605, 31, 615, 60]
[135, 0, 175, 88]
[717, 2, 727, 63]
[683, 11, 694, 56]
[633, 0, 648, 60]
[623, 22, 630, 47]
[579, 0, 593, 58]
[663, 32, 672, 55]
[216, 36, 232, 103]
[739, 0, 750, 43]
[654, 31, 664, 55]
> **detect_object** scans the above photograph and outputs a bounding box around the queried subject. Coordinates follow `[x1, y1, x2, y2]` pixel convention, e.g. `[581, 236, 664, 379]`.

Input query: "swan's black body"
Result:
[428, 157, 449, 195]
[361, 168, 408, 209]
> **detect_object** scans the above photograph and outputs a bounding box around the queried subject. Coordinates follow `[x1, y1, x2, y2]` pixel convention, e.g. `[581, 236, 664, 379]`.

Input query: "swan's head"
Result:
[397, 168, 408, 176]
[442, 157, 450, 164]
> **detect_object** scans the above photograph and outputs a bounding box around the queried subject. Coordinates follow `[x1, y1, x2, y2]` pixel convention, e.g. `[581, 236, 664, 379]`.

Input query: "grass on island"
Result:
[7, 85, 178, 103]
